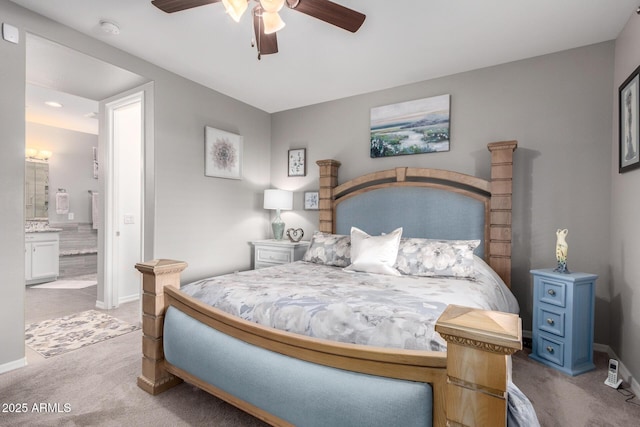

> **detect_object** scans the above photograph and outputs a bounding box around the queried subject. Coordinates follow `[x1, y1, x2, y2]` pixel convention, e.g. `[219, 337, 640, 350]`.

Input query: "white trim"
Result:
[0, 357, 27, 374]
[118, 293, 140, 305]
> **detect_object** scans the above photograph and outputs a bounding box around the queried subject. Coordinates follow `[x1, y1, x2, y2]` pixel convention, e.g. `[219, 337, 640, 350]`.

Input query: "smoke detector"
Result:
[100, 20, 120, 35]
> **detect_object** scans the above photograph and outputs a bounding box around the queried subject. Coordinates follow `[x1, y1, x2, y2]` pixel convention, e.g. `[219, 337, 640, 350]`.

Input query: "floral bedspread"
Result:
[180, 259, 519, 352]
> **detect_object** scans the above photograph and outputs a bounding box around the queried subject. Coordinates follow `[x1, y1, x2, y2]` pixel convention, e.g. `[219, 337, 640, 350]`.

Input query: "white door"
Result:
[98, 83, 153, 309]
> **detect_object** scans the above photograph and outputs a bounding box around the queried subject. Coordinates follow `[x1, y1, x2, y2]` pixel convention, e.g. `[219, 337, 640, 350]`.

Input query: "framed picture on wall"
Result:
[304, 191, 319, 210]
[205, 126, 243, 179]
[288, 148, 306, 177]
[619, 65, 640, 173]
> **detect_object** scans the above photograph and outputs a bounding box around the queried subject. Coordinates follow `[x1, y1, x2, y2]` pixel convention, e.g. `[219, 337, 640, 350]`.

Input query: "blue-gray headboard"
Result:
[335, 186, 486, 258]
[316, 140, 517, 287]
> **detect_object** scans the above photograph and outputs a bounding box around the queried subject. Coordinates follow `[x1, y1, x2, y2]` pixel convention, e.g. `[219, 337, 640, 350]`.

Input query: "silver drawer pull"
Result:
[546, 318, 555, 325]
[546, 346, 554, 354]
[547, 289, 556, 296]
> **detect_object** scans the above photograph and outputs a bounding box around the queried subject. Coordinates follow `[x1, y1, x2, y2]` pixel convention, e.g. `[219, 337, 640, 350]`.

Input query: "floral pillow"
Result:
[394, 238, 480, 278]
[302, 231, 351, 267]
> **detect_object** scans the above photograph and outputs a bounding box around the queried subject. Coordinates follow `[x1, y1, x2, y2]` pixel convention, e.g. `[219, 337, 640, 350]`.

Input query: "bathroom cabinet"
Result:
[25, 231, 59, 285]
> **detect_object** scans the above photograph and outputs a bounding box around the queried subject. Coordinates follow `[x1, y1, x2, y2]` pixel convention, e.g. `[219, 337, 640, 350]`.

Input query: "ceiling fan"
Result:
[151, 0, 366, 59]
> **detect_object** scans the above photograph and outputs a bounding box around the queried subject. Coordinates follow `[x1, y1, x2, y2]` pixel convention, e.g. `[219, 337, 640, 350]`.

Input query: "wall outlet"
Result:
[67, 212, 74, 220]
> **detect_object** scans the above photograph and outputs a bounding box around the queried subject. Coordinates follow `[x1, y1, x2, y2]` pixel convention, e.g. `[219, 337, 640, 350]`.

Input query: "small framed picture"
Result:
[304, 191, 319, 210]
[288, 148, 306, 177]
[619, 64, 640, 173]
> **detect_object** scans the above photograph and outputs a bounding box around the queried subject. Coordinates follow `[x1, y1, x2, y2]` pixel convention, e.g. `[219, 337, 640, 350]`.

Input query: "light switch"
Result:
[2, 23, 19, 44]
[123, 214, 135, 224]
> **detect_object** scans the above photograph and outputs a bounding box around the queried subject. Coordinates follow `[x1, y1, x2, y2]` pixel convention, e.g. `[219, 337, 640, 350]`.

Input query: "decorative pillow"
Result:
[394, 238, 480, 278]
[302, 231, 351, 267]
[344, 227, 403, 276]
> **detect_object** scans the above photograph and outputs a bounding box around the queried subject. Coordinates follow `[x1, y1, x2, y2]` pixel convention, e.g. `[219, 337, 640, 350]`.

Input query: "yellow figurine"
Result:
[554, 228, 569, 273]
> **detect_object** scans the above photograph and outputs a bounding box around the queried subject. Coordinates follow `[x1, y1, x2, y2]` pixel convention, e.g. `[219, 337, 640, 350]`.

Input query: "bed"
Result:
[136, 140, 526, 426]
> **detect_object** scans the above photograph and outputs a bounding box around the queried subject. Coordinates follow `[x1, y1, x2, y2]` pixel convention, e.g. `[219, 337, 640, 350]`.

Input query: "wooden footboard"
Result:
[135, 260, 522, 427]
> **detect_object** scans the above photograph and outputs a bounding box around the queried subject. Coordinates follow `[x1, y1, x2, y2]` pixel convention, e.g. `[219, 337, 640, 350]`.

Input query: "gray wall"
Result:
[272, 42, 614, 345]
[611, 14, 640, 387]
[0, 0, 271, 369]
[26, 122, 98, 224]
[0, 1, 27, 372]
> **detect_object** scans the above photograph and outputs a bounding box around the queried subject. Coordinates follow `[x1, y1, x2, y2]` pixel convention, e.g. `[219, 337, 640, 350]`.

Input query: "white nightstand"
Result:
[251, 239, 310, 269]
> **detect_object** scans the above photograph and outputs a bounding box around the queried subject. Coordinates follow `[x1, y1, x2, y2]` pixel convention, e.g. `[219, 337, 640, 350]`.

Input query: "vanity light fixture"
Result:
[25, 148, 53, 161]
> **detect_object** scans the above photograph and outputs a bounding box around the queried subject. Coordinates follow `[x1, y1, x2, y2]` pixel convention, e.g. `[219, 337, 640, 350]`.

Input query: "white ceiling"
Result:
[12, 0, 640, 116]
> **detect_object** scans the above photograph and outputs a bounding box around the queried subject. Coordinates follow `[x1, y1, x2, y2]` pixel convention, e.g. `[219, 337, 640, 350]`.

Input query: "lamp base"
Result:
[272, 215, 285, 240]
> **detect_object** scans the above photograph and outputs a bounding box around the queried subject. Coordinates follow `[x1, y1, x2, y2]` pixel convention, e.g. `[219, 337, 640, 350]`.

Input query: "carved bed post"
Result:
[436, 305, 522, 426]
[135, 259, 188, 395]
[316, 159, 341, 233]
[487, 140, 517, 287]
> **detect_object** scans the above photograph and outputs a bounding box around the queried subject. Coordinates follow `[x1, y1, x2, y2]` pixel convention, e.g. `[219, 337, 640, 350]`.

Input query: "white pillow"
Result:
[344, 227, 403, 276]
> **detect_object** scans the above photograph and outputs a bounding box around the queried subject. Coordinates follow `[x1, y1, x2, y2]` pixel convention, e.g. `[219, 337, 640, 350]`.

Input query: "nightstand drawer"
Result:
[256, 248, 292, 264]
[538, 278, 566, 307]
[537, 306, 565, 337]
[536, 335, 564, 366]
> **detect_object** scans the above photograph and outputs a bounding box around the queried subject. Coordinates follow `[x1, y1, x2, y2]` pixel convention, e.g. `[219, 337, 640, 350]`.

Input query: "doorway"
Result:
[24, 34, 151, 321]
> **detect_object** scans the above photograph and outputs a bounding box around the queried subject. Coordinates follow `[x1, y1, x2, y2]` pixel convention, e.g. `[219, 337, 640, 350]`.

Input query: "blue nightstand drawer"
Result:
[539, 279, 566, 307]
[537, 335, 564, 366]
[537, 306, 565, 337]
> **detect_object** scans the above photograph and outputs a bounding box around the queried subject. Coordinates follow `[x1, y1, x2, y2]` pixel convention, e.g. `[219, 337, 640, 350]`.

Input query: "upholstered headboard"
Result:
[335, 186, 487, 258]
[316, 141, 517, 287]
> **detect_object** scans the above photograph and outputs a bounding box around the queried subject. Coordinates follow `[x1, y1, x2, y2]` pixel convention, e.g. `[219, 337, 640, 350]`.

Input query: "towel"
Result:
[56, 192, 69, 214]
[92, 192, 99, 230]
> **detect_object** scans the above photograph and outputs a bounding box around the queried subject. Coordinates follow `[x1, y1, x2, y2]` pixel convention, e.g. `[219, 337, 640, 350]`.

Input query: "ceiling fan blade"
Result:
[253, 7, 279, 58]
[289, 0, 365, 33]
[151, 0, 220, 14]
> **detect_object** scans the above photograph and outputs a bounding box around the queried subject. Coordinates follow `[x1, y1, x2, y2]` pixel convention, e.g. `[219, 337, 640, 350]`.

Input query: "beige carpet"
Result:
[512, 349, 640, 426]
[1, 330, 639, 426]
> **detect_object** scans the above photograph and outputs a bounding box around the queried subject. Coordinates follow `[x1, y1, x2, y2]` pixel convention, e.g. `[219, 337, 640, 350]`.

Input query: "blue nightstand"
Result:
[529, 269, 597, 376]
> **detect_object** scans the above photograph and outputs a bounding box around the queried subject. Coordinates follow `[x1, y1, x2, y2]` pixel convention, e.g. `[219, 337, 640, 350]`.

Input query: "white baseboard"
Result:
[118, 293, 139, 305]
[95, 300, 108, 310]
[0, 357, 27, 375]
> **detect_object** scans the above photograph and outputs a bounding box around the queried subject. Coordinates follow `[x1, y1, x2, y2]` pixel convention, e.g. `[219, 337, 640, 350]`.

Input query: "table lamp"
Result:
[264, 189, 293, 240]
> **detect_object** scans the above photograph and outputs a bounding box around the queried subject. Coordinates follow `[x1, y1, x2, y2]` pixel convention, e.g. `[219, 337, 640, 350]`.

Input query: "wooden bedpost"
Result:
[487, 140, 517, 287]
[436, 305, 522, 426]
[316, 159, 341, 233]
[135, 259, 188, 395]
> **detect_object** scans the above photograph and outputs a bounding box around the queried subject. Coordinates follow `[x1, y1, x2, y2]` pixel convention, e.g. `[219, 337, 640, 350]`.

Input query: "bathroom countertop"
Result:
[25, 227, 63, 233]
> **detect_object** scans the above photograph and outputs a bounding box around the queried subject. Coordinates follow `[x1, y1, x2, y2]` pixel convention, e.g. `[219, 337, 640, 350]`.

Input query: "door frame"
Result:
[97, 82, 154, 309]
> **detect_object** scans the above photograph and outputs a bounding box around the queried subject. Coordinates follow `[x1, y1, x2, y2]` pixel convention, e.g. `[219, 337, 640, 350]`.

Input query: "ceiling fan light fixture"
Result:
[222, 0, 248, 22]
[260, 0, 285, 13]
[262, 11, 286, 34]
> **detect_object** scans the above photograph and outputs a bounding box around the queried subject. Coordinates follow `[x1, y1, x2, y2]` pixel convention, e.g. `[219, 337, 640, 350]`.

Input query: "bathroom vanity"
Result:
[25, 230, 60, 285]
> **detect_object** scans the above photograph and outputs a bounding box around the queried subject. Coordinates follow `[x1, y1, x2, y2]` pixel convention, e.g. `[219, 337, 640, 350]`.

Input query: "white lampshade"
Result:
[262, 11, 286, 34]
[222, 0, 248, 22]
[264, 189, 293, 210]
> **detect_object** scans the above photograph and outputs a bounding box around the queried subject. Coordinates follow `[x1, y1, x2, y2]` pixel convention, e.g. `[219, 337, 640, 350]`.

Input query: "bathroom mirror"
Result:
[25, 160, 49, 220]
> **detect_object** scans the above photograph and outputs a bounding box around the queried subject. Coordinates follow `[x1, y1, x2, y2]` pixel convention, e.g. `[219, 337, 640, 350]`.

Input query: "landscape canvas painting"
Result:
[370, 94, 450, 158]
